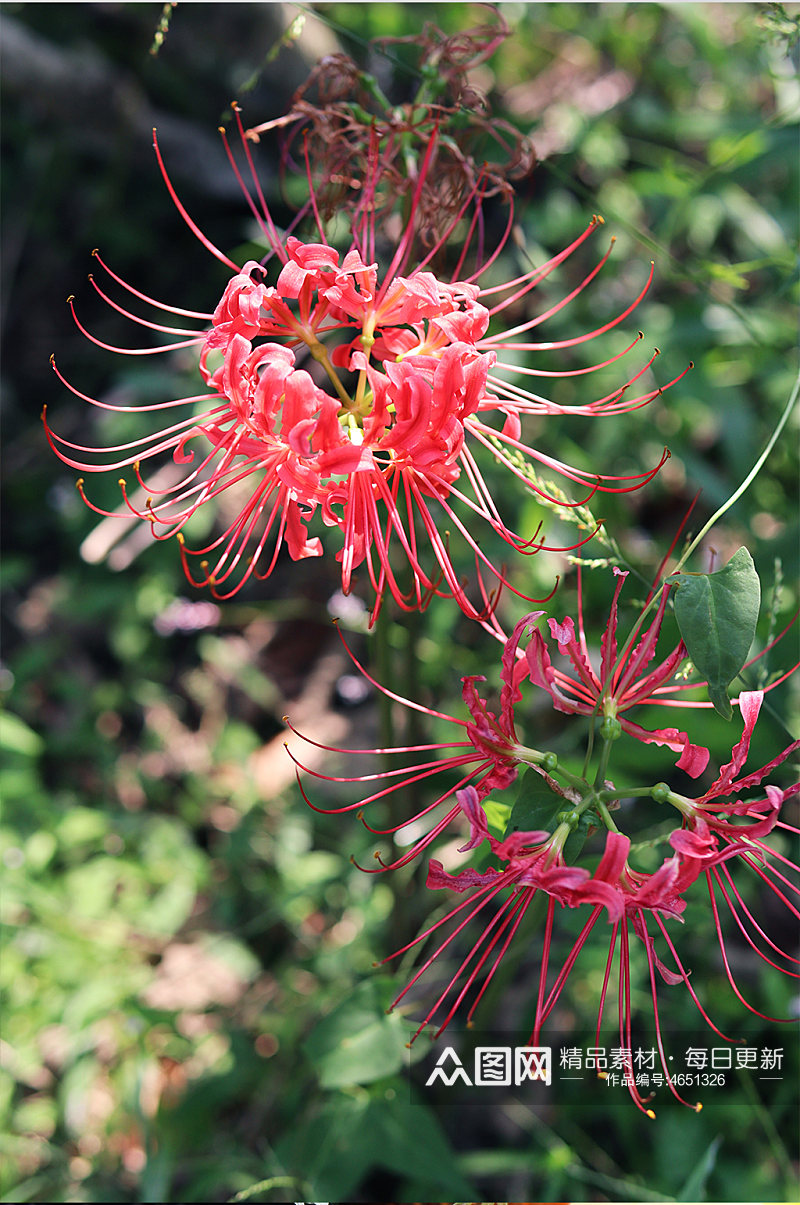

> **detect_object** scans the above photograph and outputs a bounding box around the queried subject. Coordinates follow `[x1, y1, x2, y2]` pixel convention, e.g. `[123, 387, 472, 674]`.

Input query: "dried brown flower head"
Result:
[246, 9, 533, 251]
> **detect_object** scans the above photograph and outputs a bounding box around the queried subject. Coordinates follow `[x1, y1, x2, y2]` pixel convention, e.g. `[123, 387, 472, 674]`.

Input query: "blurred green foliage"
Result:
[1, 3, 798, 1202]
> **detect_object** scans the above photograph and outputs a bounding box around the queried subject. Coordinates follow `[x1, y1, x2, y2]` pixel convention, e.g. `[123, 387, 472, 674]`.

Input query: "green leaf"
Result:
[503, 769, 592, 862]
[504, 767, 568, 838]
[482, 797, 512, 838]
[0, 712, 43, 758]
[303, 977, 424, 1088]
[667, 547, 760, 720]
[274, 1090, 474, 1201]
[678, 1134, 722, 1201]
[367, 1091, 475, 1196]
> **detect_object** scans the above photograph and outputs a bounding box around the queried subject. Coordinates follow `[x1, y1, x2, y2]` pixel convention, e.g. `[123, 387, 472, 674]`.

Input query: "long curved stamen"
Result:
[294, 753, 486, 816]
[639, 909, 702, 1112]
[90, 250, 213, 319]
[491, 331, 646, 378]
[440, 889, 533, 1033]
[540, 907, 603, 1023]
[151, 128, 241, 272]
[67, 296, 203, 356]
[331, 622, 467, 725]
[650, 911, 735, 1040]
[618, 920, 656, 1117]
[479, 216, 601, 305]
[87, 275, 206, 337]
[713, 864, 800, 972]
[705, 874, 795, 1022]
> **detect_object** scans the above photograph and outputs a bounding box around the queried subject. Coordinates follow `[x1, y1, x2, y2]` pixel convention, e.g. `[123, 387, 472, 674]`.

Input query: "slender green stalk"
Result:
[228, 1175, 309, 1203]
[670, 372, 799, 576]
[610, 373, 799, 682]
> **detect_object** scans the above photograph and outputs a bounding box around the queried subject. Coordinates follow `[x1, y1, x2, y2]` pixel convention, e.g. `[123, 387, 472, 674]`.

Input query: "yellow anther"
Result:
[646, 1109, 656, 1120]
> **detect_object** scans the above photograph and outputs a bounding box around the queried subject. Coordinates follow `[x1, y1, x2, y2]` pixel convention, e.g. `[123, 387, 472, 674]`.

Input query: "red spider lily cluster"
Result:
[290, 571, 799, 1116]
[47, 16, 798, 1121]
[45, 96, 686, 619]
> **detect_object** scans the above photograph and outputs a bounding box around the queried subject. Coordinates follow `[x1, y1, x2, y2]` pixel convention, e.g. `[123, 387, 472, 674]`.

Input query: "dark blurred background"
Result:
[1, 4, 798, 1201]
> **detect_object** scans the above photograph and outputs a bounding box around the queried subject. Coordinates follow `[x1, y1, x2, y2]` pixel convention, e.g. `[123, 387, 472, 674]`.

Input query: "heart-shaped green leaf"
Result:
[666, 547, 760, 720]
[503, 768, 594, 861]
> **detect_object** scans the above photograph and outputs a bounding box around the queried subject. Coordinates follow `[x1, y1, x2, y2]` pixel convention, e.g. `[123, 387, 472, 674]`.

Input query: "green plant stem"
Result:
[609, 372, 799, 685]
[671, 371, 799, 576]
[740, 1071, 796, 1189]
[228, 1175, 309, 1203]
[592, 735, 615, 789]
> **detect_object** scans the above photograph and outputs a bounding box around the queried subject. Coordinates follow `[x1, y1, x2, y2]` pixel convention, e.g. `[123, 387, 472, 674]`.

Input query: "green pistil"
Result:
[306, 339, 353, 408]
[545, 822, 572, 861]
[344, 413, 363, 445]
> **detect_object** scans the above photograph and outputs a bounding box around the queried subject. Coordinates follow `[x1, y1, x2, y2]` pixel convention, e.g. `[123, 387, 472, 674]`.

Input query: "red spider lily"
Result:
[45, 106, 683, 618]
[381, 807, 727, 1116]
[285, 613, 549, 871]
[658, 690, 800, 1021]
[286, 574, 770, 865]
[526, 566, 713, 776]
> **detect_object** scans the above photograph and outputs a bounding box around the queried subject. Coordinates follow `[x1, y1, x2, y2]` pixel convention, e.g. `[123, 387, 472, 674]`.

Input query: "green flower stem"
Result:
[598, 785, 659, 803]
[672, 371, 799, 577]
[592, 735, 616, 790]
[610, 371, 799, 681]
[529, 757, 587, 795]
[306, 339, 353, 407]
[596, 799, 621, 832]
[514, 744, 586, 790]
